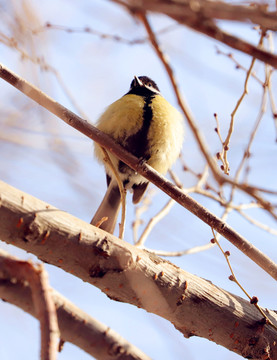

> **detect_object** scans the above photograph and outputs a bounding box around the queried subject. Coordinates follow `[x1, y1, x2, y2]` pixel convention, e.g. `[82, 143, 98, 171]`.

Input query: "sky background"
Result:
[0, 0, 277, 359]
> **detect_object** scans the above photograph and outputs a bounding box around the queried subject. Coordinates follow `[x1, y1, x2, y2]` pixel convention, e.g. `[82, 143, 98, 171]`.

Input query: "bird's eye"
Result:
[147, 82, 152, 87]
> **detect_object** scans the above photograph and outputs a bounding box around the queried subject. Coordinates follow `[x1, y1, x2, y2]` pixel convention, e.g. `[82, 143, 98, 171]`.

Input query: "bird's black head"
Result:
[127, 76, 160, 96]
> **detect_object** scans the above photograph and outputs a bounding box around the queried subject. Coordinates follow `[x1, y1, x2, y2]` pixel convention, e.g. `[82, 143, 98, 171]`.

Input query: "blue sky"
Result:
[0, 1, 276, 359]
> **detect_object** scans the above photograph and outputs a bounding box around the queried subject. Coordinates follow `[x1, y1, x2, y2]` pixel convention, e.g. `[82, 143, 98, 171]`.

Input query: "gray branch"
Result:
[0, 180, 276, 359]
[0, 251, 150, 360]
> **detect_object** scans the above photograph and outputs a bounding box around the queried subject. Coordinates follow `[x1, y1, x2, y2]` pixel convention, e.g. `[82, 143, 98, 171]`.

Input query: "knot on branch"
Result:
[23, 214, 45, 243]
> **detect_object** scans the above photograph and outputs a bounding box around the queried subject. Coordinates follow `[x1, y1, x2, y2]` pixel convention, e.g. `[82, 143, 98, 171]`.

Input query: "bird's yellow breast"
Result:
[96, 95, 145, 140]
[146, 95, 184, 173]
[94, 93, 184, 175]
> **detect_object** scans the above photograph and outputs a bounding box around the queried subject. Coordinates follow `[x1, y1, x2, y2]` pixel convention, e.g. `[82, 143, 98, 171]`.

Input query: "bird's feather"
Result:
[90, 178, 121, 234]
[132, 182, 149, 204]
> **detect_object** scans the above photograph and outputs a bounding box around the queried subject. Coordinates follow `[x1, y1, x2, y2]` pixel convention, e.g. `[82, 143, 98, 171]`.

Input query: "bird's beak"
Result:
[133, 75, 143, 87]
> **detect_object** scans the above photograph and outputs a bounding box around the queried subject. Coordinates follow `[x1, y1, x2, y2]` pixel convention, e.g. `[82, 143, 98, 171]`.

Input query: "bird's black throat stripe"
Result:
[118, 94, 154, 179]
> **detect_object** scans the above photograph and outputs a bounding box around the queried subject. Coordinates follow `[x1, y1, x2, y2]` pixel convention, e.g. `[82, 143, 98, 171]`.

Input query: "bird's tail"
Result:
[90, 179, 121, 234]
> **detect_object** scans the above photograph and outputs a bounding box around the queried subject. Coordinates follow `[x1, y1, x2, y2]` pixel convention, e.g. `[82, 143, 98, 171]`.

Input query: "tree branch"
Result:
[114, 0, 277, 29]
[0, 180, 276, 359]
[114, 0, 277, 68]
[0, 249, 150, 360]
[0, 250, 59, 360]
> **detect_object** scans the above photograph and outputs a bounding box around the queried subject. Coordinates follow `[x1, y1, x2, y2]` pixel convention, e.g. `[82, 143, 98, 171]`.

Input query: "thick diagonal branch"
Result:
[0, 180, 276, 359]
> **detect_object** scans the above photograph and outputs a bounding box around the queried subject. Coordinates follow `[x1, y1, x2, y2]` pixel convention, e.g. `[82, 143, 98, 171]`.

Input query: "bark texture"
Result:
[0, 180, 276, 358]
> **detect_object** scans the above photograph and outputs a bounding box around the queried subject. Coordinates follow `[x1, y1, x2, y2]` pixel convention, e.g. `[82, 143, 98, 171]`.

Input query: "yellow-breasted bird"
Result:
[91, 75, 184, 234]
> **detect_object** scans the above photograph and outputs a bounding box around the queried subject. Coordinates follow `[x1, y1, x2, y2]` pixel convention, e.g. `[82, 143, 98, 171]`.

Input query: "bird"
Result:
[91, 75, 184, 234]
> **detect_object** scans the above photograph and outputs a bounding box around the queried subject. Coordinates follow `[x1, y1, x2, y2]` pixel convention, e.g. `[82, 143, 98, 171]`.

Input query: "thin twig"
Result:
[234, 67, 268, 185]
[224, 36, 270, 219]
[135, 198, 175, 247]
[32, 22, 178, 45]
[211, 228, 277, 332]
[221, 31, 266, 175]
[266, 31, 277, 141]
[0, 33, 87, 118]
[237, 209, 277, 236]
[144, 242, 215, 257]
[215, 46, 264, 86]
[214, 113, 224, 145]
[135, 166, 209, 248]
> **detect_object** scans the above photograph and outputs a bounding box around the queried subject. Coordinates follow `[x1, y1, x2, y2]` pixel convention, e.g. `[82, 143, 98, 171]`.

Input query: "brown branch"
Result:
[0, 249, 150, 360]
[135, 198, 175, 247]
[33, 22, 178, 45]
[175, 17, 277, 69]
[125, 0, 277, 30]
[215, 47, 264, 85]
[0, 181, 276, 359]
[0, 64, 276, 280]
[0, 250, 59, 360]
[114, 0, 277, 68]
[221, 32, 264, 175]
[211, 229, 277, 331]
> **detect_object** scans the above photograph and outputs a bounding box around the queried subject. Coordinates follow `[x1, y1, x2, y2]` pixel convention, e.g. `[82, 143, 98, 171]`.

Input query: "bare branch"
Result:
[114, 0, 277, 68]
[236, 209, 277, 236]
[0, 249, 151, 360]
[130, 1, 277, 30]
[0, 181, 276, 358]
[135, 198, 175, 247]
[32, 22, 178, 45]
[211, 229, 277, 331]
[144, 242, 215, 257]
[215, 47, 264, 85]
[220, 32, 266, 175]
[0, 250, 59, 360]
